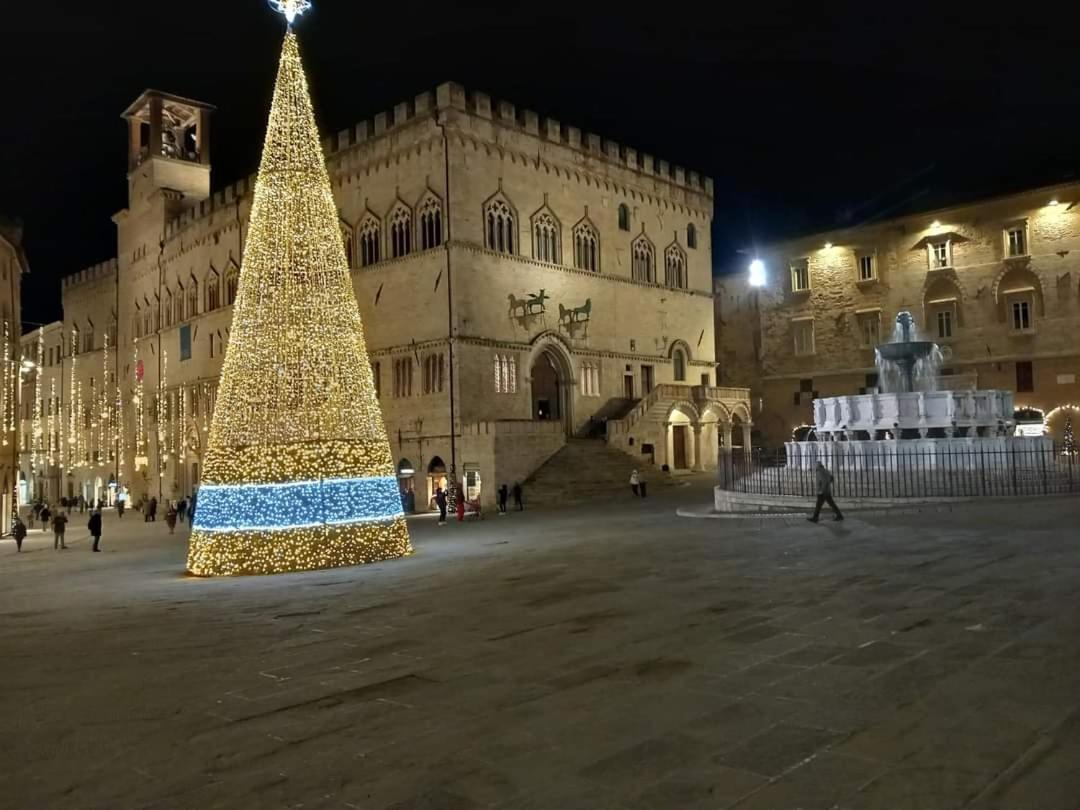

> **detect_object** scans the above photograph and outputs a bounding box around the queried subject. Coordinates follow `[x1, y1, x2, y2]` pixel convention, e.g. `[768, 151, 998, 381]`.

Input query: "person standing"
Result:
[512, 482, 523, 512]
[808, 461, 844, 523]
[497, 484, 509, 515]
[434, 487, 447, 525]
[116, 488, 127, 518]
[165, 503, 178, 534]
[40, 504, 51, 531]
[12, 517, 26, 552]
[88, 509, 103, 552]
[148, 496, 158, 522]
[456, 492, 466, 523]
[629, 469, 640, 497]
[52, 510, 68, 550]
[178, 497, 188, 523]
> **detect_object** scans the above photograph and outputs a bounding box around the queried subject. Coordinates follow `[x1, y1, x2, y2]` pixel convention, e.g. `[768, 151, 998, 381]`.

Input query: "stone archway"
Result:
[665, 401, 700, 472]
[528, 336, 575, 436]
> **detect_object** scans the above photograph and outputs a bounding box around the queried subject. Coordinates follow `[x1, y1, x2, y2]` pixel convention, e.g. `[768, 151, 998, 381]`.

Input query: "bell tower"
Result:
[121, 90, 214, 212]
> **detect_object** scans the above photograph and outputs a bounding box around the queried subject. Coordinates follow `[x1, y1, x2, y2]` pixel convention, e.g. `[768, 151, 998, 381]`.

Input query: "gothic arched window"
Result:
[632, 236, 655, 283]
[418, 194, 444, 250]
[187, 276, 199, 318]
[340, 220, 354, 267]
[573, 219, 599, 272]
[225, 263, 239, 305]
[665, 244, 687, 289]
[531, 209, 561, 264]
[205, 269, 221, 312]
[388, 203, 412, 259]
[484, 195, 516, 254]
[358, 214, 381, 266]
[173, 283, 185, 323]
[162, 291, 173, 329]
[618, 203, 631, 231]
[672, 347, 687, 382]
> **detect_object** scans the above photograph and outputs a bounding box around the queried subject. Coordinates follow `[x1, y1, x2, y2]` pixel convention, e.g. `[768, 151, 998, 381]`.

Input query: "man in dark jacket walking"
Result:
[88, 509, 103, 552]
[497, 484, 509, 514]
[808, 462, 844, 523]
[434, 487, 448, 525]
[512, 482, 523, 512]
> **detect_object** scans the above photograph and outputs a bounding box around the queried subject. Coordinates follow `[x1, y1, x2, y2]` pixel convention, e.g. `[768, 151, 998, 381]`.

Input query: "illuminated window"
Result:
[632, 235, 655, 283]
[1005, 223, 1027, 257]
[793, 318, 815, 356]
[484, 196, 516, 254]
[358, 214, 381, 266]
[856, 311, 880, 348]
[928, 240, 951, 269]
[617, 203, 630, 231]
[664, 244, 687, 289]
[494, 354, 517, 394]
[573, 220, 599, 272]
[388, 203, 412, 259]
[418, 194, 443, 250]
[858, 254, 876, 282]
[532, 210, 561, 264]
[790, 259, 810, 292]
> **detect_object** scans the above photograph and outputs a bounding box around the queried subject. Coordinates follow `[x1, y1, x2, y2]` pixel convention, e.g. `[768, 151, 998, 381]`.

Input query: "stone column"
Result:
[719, 422, 734, 487]
[741, 423, 753, 455]
[692, 424, 705, 472]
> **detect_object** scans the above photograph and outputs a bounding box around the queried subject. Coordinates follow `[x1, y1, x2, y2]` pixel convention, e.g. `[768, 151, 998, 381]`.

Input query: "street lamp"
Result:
[748, 259, 767, 287]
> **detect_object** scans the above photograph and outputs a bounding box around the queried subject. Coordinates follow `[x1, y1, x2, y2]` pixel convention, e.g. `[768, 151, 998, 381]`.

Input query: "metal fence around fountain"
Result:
[719, 443, 1079, 499]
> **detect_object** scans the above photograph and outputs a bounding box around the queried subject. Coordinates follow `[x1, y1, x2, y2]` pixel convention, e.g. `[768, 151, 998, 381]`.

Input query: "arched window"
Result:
[162, 291, 172, 329]
[418, 194, 444, 250]
[225, 263, 239, 305]
[665, 244, 687, 289]
[573, 220, 599, 272]
[632, 236, 655, 283]
[205, 269, 221, 312]
[187, 277, 199, 318]
[494, 354, 517, 394]
[358, 214, 381, 266]
[618, 203, 630, 231]
[579, 362, 601, 396]
[687, 223, 698, 249]
[388, 203, 412, 259]
[173, 283, 185, 323]
[531, 209, 561, 264]
[340, 220, 354, 267]
[672, 347, 687, 381]
[484, 195, 516, 254]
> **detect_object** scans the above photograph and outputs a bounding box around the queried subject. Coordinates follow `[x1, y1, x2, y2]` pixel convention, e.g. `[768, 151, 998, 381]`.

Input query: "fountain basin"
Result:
[811, 389, 1014, 438]
[875, 341, 937, 363]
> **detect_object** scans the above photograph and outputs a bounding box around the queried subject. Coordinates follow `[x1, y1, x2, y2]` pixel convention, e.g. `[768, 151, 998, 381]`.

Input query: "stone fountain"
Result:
[786, 311, 1050, 471]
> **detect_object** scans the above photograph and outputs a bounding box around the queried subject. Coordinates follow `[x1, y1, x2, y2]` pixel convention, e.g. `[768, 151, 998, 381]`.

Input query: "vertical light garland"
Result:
[158, 349, 168, 482]
[32, 330, 44, 476]
[68, 329, 77, 471]
[3, 318, 11, 446]
[186, 29, 410, 576]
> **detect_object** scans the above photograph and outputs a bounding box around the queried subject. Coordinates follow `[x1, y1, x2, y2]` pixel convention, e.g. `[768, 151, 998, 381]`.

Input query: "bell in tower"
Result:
[121, 90, 215, 210]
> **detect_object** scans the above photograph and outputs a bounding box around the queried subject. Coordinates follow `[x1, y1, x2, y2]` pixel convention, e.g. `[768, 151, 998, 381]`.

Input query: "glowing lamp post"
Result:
[748, 259, 767, 287]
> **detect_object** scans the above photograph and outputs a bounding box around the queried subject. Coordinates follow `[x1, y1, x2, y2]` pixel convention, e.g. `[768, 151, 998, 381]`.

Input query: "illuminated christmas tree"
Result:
[1064, 415, 1075, 455]
[187, 3, 411, 575]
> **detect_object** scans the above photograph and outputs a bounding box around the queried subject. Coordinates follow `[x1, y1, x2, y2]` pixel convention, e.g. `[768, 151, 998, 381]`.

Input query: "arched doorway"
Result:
[665, 403, 700, 472]
[529, 339, 574, 435]
[427, 456, 447, 512]
[397, 458, 417, 513]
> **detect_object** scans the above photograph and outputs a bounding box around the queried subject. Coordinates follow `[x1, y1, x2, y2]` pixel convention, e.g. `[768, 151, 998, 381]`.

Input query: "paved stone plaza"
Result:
[3, 485, 1079, 809]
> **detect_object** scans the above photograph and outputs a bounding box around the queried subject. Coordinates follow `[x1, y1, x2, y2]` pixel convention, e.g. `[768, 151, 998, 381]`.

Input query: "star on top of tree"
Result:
[269, 0, 312, 25]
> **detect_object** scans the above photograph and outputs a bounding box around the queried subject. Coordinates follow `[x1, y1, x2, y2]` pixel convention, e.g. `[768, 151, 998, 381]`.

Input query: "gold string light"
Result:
[186, 28, 410, 576]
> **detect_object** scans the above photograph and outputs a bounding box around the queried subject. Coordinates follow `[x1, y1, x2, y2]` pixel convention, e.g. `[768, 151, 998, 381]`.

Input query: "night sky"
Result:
[4, 2, 1080, 328]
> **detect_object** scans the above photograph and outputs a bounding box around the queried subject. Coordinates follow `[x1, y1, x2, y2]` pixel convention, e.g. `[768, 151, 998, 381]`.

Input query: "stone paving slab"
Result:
[2, 485, 1079, 808]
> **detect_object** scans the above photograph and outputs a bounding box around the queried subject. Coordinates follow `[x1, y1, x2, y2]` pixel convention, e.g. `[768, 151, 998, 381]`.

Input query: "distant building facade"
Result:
[716, 183, 1080, 448]
[20, 84, 748, 510]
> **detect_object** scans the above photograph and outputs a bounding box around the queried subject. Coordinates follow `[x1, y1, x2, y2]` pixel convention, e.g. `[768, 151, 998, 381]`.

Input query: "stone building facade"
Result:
[717, 183, 1080, 448]
[20, 83, 749, 510]
[0, 220, 27, 531]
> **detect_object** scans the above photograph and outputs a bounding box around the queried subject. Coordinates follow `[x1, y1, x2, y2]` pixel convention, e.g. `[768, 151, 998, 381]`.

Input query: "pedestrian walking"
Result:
[12, 516, 26, 552]
[435, 487, 447, 525]
[629, 469, 640, 497]
[178, 497, 188, 523]
[148, 496, 158, 522]
[52, 510, 68, 550]
[497, 484, 509, 515]
[808, 461, 844, 523]
[512, 482, 523, 512]
[40, 504, 51, 529]
[165, 503, 178, 534]
[88, 509, 103, 552]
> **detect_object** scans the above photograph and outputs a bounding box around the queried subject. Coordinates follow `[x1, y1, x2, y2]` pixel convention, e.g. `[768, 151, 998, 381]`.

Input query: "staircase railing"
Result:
[606, 386, 663, 437]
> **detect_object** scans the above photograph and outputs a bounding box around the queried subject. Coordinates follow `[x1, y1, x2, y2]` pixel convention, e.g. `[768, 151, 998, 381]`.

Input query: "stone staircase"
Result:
[523, 437, 663, 506]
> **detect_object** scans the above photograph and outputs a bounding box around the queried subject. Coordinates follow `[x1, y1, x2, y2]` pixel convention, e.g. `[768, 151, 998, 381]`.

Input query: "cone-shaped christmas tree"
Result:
[187, 28, 411, 576]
